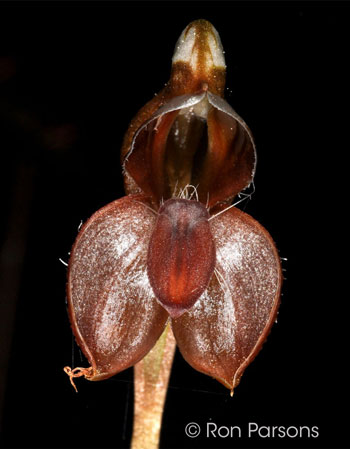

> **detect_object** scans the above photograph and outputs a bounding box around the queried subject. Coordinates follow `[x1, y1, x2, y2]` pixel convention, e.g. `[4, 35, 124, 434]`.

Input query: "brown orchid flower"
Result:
[64, 20, 281, 400]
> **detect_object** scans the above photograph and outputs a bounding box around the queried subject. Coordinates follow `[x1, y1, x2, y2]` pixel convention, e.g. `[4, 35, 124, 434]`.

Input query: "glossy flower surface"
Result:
[65, 20, 282, 394]
[66, 193, 281, 391]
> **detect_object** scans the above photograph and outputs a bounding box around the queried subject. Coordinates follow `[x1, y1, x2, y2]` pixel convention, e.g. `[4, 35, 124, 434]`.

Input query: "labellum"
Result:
[147, 198, 216, 318]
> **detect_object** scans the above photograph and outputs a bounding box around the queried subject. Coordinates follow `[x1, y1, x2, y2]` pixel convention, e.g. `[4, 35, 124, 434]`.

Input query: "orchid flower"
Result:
[64, 19, 282, 449]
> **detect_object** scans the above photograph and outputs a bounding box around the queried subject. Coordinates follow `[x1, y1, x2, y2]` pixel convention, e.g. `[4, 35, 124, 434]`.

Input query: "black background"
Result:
[0, 2, 348, 449]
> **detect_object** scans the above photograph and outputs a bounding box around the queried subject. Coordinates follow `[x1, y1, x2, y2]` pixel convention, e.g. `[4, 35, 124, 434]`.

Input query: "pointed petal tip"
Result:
[172, 207, 282, 393]
[172, 19, 226, 71]
[67, 195, 169, 382]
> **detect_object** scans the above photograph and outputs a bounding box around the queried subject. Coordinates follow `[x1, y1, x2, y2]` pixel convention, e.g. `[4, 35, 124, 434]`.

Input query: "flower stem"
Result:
[131, 323, 176, 449]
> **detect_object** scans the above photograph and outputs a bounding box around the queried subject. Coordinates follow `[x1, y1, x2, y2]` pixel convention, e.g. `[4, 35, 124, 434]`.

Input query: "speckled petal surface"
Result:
[67, 195, 169, 381]
[172, 206, 282, 391]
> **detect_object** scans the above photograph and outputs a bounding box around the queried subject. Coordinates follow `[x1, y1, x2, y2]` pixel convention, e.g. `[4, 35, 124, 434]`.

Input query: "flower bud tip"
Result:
[172, 19, 226, 71]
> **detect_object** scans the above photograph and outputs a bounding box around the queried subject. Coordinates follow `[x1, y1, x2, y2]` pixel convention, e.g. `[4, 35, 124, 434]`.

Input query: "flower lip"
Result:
[147, 198, 216, 319]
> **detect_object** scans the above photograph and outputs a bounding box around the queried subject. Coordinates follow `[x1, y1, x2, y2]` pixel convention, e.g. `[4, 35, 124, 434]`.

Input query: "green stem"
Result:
[131, 323, 176, 449]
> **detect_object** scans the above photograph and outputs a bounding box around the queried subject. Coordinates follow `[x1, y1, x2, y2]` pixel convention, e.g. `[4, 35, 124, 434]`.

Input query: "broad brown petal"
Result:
[172, 206, 282, 391]
[67, 195, 169, 381]
[147, 199, 215, 318]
